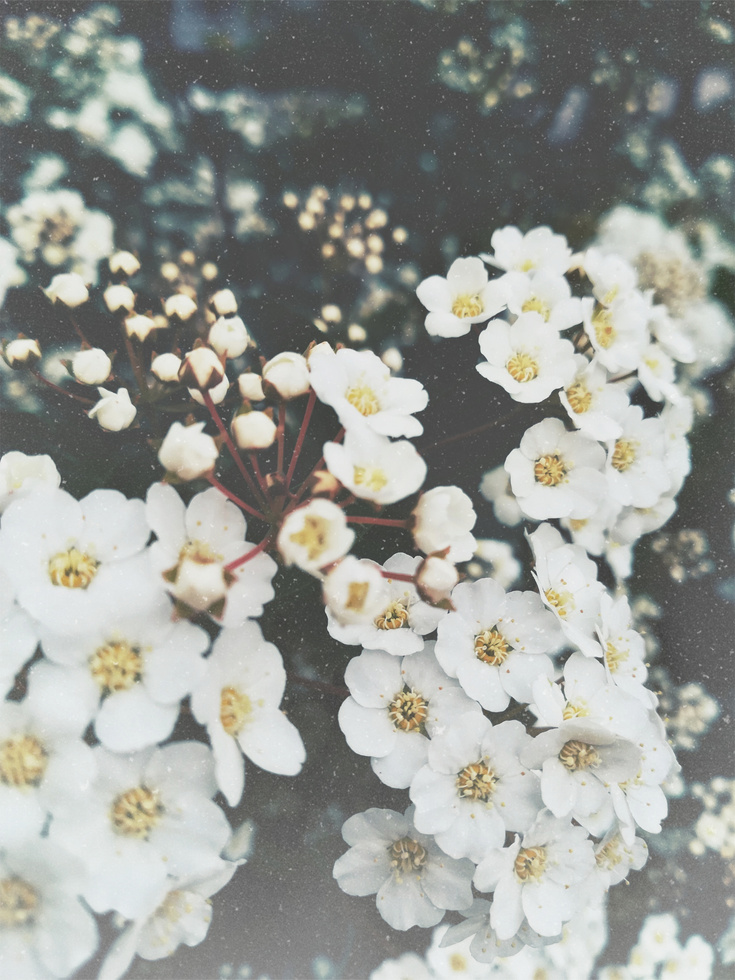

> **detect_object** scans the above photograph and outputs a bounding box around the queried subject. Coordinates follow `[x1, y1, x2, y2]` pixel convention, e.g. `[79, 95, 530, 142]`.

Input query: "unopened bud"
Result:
[109, 251, 140, 277]
[44, 273, 88, 308]
[3, 338, 41, 368]
[71, 347, 111, 386]
[209, 316, 250, 359]
[125, 313, 156, 341]
[158, 421, 218, 481]
[416, 556, 458, 605]
[88, 387, 137, 432]
[211, 289, 238, 316]
[104, 284, 136, 313]
[179, 347, 225, 389]
[238, 372, 265, 401]
[164, 294, 197, 321]
[189, 375, 229, 406]
[262, 351, 311, 400]
[151, 353, 182, 383]
[231, 411, 277, 450]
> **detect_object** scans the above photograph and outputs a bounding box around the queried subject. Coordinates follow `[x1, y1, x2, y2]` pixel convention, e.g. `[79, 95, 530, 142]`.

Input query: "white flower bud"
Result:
[158, 421, 218, 480]
[322, 556, 389, 626]
[416, 555, 458, 605]
[108, 251, 140, 277]
[238, 372, 265, 401]
[164, 294, 197, 321]
[277, 499, 355, 575]
[262, 351, 311, 400]
[44, 273, 89, 308]
[151, 352, 182, 383]
[88, 387, 137, 432]
[231, 411, 277, 450]
[381, 347, 403, 373]
[208, 315, 250, 359]
[3, 338, 41, 368]
[103, 283, 136, 313]
[124, 313, 156, 341]
[211, 288, 238, 315]
[189, 375, 229, 405]
[71, 347, 111, 386]
[169, 548, 228, 612]
[412, 485, 477, 562]
[178, 347, 225, 389]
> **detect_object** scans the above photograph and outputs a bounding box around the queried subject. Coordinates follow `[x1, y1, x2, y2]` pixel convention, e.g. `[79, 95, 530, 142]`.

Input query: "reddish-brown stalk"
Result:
[347, 516, 408, 528]
[30, 368, 96, 405]
[224, 534, 272, 572]
[285, 388, 317, 487]
[206, 472, 266, 522]
[200, 388, 265, 506]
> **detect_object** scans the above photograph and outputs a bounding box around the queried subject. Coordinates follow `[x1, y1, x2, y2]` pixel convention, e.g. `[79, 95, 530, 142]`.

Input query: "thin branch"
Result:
[206, 473, 266, 522]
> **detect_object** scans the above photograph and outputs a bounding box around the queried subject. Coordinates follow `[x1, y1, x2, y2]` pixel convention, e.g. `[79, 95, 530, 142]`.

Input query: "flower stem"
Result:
[285, 389, 317, 487]
[206, 473, 266, 522]
[292, 426, 345, 503]
[347, 516, 409, 527]
[224, 534, 272, 572]
[248, 452, 271, 501]
[30, 369, 96, 405]
[380, 570, 415, 583]
[276, 397, 286, 477]
[201, 389, 264, 505]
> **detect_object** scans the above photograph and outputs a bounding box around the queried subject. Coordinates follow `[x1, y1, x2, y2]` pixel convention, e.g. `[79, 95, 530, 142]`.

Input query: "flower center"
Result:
[568, 518, 588, 531]
[596, 836, 623, 870]
[565, 381, 592, 414]
[636, 251, 705, 315]
[544, 587, 574, 618]
[110, 786, 163, 839]
[0, 877, 39, 927]
[506, 351, 539, 383]
[593, 310, 616, 349]
[47, 547, 99, 589]
[388, 689, 428, 732]
[605, 642, 629, 673]
[612, 439, 637, 472]
[0, 735, 48, 788]
[562, 700, 589, 720]
[456, 761, 497, 801]
[449, 953, 469, 972]
[559, 739, 601, 771]
[522, 297, 550, 320]
[353, 465, 388, 493]
[345, 581, 370, 613]
[346, 384, 380, 416]
[534, 454, 567, 486]
[375, 599, 409, 630]
[388, 836, 428, 875]
[451, 294, 483, 319]
[474, 628, 509, 666]
[89, 639, 143, 694]
[220, 686, 252, 737]
[289, 515, 330, 562]
[178, 539, 222, 567]
[514, 846, 547, 882]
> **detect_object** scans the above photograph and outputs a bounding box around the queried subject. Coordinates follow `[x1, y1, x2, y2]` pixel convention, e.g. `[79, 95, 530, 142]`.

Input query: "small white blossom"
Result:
[71, 347, 111, 385]
[188, 374, 229, 406]
[324, 427, 427, 505]
[88, 386, 137, 431]
[208, 315, 250, 359]
[322, 556, 390, 626]
[262, 351, 311, 399]
[416, 555, 458, 604]
[412, 485, 477, 562]
[124, 312, 157, 341]
[164, 293, 197, 320]
[178, 347, 225, 390]
[109, 250, 140, 277]
[559, 356, 629, 441]
[277, 499, 354, 575]
[104, 283, 136, 313]
[416, 256, 506, 338]
[150, 352, 182, 383]
[158, 421, 218, 480]
[0, 451, 60, 513]
[3, 337, 41, 368]
[44, 272, 89, 307]
[231, 410, 277, 450]
[482, 226, 572, 277]
[238, 372, 265, 401]
[499, 270, 584, 331]
[210, 288, 238, 315]
[605, 405, 671, 509]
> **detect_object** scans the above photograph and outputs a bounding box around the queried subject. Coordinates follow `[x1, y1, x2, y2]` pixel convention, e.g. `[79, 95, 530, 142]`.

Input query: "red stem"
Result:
[276, 397, 286, 477]
[206, 473, 266, 522]
[347, 516, 408, 527]
[201, 389, 264, 504]
[291, 426, 345, 505]
[380, 570, 415, 583]
[285, 388, 317, 487]
[248, 452, 271, 500]
[69, 314, 92, 348]
[224, 534, 272, 572]
[30, 369, 96, 405]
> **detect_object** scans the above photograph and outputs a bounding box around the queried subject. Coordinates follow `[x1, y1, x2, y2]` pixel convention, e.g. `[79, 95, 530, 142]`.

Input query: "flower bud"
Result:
[262, 351, 311, 400]
[88, 387, 137, 432]
[323, 556, 389, 626]
[124, 313, 156, 341]
[44, 273, 88, 308]
[412, 486, 477, 562]
[209, 315, 250, 359]
[277, 499, 354, 575]
[164, 294, 197, 321]
[188, 375, 229, 406]
[71, 347, 111, 386]
[416, 555, 458, 605]
[167, 543, 228, 612]
[158, 421, 219, 481]
[103, 283, 136, 313]
[238, 372, 265, 401]
[231, 411, 277, 450]
[151, 352, 182, 383]
[178, 347, 225, 389]
[109, 251, 140, 277]
[211, 288, 238, 316]
[3, 338, 41, 369]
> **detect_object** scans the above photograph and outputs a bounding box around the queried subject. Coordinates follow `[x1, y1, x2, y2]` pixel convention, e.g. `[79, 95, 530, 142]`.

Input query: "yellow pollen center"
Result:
[110, 786, 163, 839]
[612, 439, 637, 472]
[345, 384, 380, 416]
[456, 761, 497, 801]
[544, 587, 573, 617]
[179, 539, 222, 566]
[353, 466, 388, 493]
[47, 547, 99, 589]
[89, 640, 143, 694]
[220, 686, 252, 737]
[568, 518, 588, 531]
[290, 515, 330, 562]
[375, 599, 409, 630]
[388, 689, 428, 732]
[565, 381, 592, 414]
[559, 739, 601, 771]
[388, 836, 428, 875]
[596, 837, 623, 870]
[593, 310, 616, 349]
[534, 454, 567, 486]
[0, 877, 39, 927]
[522, 297, 551, 320]
[345, 581, 370, 612]
[514, 846, 547, 881]
[449, 953, 468, 972]
[474, 629, 509, 666]
[562, 700, 589, 720]
[506, 351, 539, 383]
[0, 735, 48, 788]
[452, 294, 483, 319]
[605, 642, 629, 673]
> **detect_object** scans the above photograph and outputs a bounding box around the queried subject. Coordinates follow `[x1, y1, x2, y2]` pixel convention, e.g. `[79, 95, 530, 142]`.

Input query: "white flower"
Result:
[124, 312, 157, 341]
[151, 352, 182, 383]
[635, 342, 678, 403]
[324, 427, 427, 505]
[191, 623, 305, 805]
[208, 315, 250, 359]
[277, 498, 354, 575]
[505, 418, 607, 520]
[210, 288, 238, 315]
[605, 405, 671, 508]
[109, 250, 140, 277]
[164, 293, 197, 320]
[412, 486, 477, 561]
[416, 256, 506, 338]
[238, 372, 265, 401]
[582, 247, 638, 306]
[104, 283, 136, 313]
[559, 356, 629, 441]
[0, 568, 39, 697]
[585, 290, 650, 372]
[147, 483, 276, 625]
[472, 539, 521, 590]
[500, 270, 584, 331]
[596, 594, 651, 703]
[231, 410, 277, 450]
[479, 465, 523, 526]
[322, 556, 390, 626]
[3, 337, 41, 368]
[560, 497, 621, 557]
[178, 347, 224, 390]
[416, 555, 459, 604]
[477, 312, 577, 403]
[333, 805, 474, 930]
[44, 272, 89, 307]
[0, 451, 60, 513]
[188, 374, 229, 406]
[158, 421, 218, 480]
[88, 386, 137, 431]
[0, 837, 98, 978]
[262, 351, 311, 399]
[71, 346, 111, 385]
[482, 226, 572, 277]
[308, 345, 428, 437]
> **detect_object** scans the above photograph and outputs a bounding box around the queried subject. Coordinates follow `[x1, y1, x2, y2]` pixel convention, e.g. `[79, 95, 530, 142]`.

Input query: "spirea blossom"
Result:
[416, 257, 506, 338]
